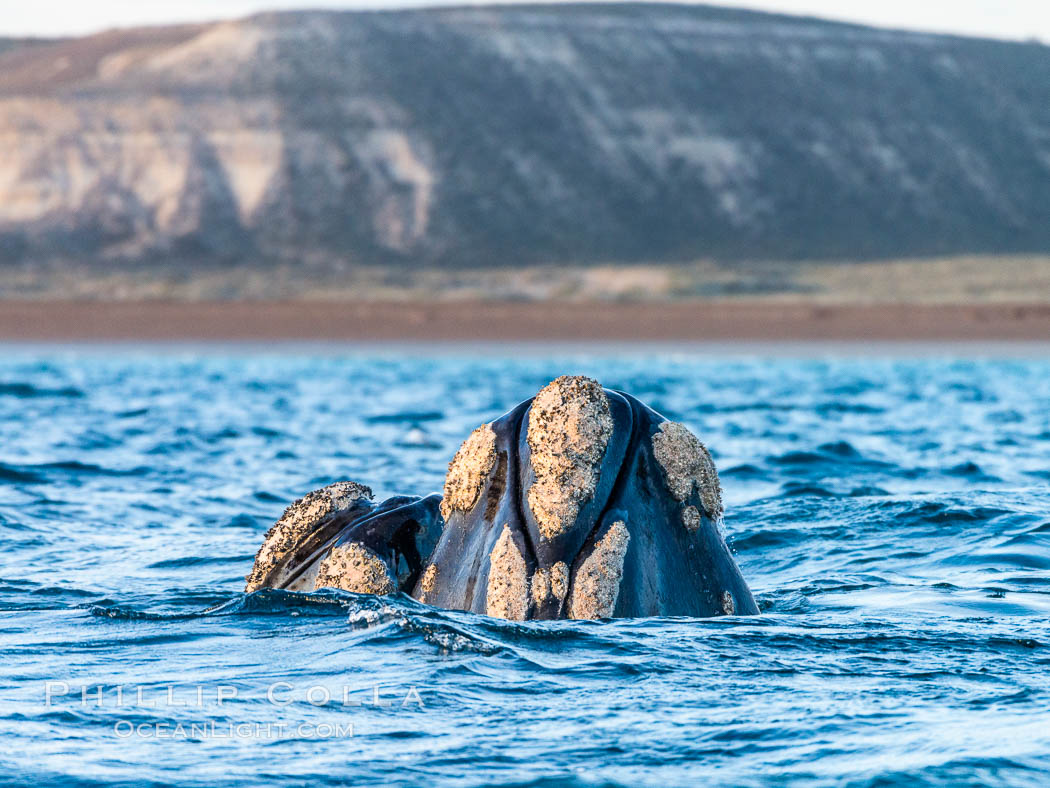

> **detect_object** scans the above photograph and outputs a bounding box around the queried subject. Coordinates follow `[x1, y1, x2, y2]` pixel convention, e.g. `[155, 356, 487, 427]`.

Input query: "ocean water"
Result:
[2, 346, 1049, 787]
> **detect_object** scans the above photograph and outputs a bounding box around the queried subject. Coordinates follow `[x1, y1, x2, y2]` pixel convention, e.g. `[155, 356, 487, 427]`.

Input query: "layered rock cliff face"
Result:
[1, 4, 1049, 268]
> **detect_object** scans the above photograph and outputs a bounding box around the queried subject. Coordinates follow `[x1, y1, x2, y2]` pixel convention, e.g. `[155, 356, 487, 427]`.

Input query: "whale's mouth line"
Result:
[276, 529, 344, 590]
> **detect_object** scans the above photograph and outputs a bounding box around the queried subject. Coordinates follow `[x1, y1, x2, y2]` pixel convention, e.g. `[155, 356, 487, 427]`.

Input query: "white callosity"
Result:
[417, 564, 439, 604]
[568, 521, 630, 620]
[485, 524, 530, 621]
[531, 561, 569, 609]
[651, 421, 723, 522]
[441, 423, 498, 522]
[526, 376, 613, 541]
[315, 542, 397, 595]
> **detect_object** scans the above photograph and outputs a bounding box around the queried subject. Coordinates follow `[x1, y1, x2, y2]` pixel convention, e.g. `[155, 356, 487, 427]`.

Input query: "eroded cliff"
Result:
[1, 4, 1049, 269]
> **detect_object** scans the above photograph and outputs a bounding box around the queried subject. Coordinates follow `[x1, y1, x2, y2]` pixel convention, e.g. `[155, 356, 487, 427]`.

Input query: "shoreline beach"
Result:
[3, 300, 1050, 342]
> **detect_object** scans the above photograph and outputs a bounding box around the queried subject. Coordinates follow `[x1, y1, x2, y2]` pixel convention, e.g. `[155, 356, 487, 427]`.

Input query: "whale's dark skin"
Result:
[246, 376, 757, 620]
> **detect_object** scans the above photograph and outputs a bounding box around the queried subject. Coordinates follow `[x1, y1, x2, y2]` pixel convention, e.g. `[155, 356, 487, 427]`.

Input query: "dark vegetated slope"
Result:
[0, 4, 1048, 268]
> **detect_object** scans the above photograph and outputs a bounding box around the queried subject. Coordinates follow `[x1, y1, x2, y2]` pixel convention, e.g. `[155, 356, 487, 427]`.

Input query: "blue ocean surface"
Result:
[1, 347, 1049, 787]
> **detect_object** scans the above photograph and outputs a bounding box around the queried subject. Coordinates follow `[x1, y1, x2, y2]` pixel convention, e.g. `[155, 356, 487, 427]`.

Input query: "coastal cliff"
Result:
[1, 4, 1049, 270]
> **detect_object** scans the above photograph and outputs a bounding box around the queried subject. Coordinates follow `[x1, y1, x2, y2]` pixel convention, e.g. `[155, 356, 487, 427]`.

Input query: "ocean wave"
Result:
[0, 460, 148, 484]
[0, 381, 83, 398]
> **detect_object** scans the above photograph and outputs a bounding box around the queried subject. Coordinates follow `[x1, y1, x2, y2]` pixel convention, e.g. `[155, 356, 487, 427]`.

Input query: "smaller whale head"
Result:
[245, 483, 442, 596]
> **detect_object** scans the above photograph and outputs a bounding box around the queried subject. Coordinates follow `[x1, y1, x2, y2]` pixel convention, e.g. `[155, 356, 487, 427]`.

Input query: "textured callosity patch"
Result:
[315, 542, 397, 595]
[417, 564, 439, 604]
[568, 521, 630, 619]
[441, 423, 497, 522]
[531, 561, 569, 609]
[244, 481, 372, 592]
[682, 505, 702, 533]
[526, 376, 613, 541]
[651, 421, 723, 521]
[720, 590, 736, 616]
[485, 525, 529, 621]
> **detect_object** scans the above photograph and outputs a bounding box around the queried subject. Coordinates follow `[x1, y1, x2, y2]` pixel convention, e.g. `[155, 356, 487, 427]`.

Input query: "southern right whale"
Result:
[246, 375, 758, 620]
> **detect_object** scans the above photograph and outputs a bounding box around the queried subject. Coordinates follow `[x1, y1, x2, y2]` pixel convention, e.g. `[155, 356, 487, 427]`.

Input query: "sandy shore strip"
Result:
[3, 301, 1050, 342]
